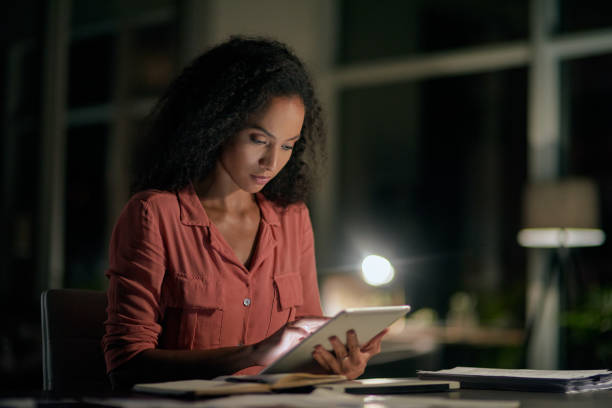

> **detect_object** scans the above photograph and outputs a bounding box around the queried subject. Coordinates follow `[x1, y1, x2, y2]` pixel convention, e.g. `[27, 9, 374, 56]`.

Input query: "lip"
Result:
[251, 175, 272, 185]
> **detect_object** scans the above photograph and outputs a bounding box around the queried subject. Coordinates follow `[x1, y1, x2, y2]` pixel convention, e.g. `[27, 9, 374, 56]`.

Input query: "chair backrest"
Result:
[41, 288, 111, 392]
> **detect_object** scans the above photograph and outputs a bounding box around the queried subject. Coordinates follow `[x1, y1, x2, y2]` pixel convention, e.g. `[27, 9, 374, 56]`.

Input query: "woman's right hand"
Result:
[253, 317, 329, 367]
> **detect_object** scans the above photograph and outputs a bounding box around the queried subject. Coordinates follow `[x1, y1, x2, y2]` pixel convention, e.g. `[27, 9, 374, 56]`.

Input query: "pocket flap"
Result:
[164, 275, 221, 310]
[274, 273, 304, 310]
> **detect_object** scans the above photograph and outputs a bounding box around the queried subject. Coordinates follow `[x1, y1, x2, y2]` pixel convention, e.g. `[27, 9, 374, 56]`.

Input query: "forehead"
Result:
[247, 96, 305, 134]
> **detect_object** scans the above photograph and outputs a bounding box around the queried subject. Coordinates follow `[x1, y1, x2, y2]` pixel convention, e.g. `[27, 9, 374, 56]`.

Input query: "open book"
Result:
[418, 367, 612, 393]
[133, 373, 346, 397]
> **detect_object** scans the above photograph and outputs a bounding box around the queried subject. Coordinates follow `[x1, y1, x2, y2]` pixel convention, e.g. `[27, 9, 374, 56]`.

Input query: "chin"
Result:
[242, 183, 266, 194]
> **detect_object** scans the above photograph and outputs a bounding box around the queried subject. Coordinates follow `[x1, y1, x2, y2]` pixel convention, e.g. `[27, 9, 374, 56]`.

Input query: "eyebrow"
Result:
[249, 124, 301, 141]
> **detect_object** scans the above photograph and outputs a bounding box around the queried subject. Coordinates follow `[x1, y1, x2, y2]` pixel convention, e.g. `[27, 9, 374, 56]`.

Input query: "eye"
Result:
[281, 144, 294, 151]
[250, 134, 267, 145]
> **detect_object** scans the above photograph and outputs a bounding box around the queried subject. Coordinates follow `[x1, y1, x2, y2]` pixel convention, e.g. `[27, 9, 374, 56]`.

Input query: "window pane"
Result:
[557, 0, 612, 33]
[71, 0, 175, 29]
[127, 22, 178, 99]
[68, 34, 116, 107]
[14, 46, 42, 116]
[561, 54, 612, 369]
[64, 125, 109, 289]
[339, 0, 528, 65]
[332, 68, 527, 340]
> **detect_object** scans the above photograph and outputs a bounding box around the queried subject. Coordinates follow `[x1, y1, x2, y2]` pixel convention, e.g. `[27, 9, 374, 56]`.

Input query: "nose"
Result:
[260, 146, 278, 171]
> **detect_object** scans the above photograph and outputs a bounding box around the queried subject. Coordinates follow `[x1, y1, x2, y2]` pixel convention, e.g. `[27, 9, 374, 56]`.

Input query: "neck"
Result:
[194, 176, 255, 213]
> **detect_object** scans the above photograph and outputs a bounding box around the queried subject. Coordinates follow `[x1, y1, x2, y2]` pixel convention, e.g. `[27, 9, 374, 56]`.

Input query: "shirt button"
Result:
[243, 297, 251, 307]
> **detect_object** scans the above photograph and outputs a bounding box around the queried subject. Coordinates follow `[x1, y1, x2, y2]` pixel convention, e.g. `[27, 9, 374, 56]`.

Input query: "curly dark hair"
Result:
[131, 36, 326, 207]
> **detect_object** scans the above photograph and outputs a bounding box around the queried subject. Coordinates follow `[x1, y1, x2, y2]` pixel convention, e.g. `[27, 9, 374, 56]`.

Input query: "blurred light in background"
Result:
[361, 254, 395, 286]
[517, 228, 606, 248]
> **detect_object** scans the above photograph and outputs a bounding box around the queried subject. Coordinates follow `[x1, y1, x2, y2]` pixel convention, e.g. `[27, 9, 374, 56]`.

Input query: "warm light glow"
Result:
[517, 228, 606, 248]
[361, 255, 395, 286]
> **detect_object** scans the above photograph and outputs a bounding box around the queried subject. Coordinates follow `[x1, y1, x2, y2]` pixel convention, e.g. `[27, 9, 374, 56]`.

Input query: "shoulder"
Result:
[121, 189, 180, 219]
[274, 200, 309, 216]
[130, 189, 177, 205]
[257, 194, 310, 221]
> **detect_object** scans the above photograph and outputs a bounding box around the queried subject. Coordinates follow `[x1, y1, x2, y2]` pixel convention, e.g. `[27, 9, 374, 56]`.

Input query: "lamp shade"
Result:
[518, 178, 606, 248]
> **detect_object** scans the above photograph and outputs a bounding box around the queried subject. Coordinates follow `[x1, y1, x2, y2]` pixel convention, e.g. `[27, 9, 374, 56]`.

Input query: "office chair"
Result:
[41, 288, 111, 392]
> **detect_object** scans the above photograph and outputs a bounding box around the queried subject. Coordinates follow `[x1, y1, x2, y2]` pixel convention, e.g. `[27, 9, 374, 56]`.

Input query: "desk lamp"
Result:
[518, 177, 605, 368]
[518, 178, 605, 248]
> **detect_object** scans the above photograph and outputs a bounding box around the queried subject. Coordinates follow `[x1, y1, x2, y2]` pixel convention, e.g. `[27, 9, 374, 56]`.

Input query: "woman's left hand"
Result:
[311, 328, 389, 380]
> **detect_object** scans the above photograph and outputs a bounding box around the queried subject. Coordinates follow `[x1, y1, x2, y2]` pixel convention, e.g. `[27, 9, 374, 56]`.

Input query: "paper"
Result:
[418, 366, 612, 393]
[420, 367, 611, 380]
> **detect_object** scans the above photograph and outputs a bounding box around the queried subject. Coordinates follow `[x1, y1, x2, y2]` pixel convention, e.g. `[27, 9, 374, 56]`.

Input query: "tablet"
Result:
[261, 305, 411, 374]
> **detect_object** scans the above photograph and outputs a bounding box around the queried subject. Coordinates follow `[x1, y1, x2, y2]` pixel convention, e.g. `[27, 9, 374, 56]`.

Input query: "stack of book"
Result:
[418, 367, 612, 393]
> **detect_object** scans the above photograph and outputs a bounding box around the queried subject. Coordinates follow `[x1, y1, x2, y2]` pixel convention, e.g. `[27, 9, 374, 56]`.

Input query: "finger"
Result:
[286, 323, 310, 337]
[346, 330, 361, 365]
[362, 328, 389, 351]
[293, 317, 330, 333]
[315, 346, 342, 373]
[297, 315, 331, 321]
[329, 335, 348, 361]
[346, 330, 360, 352]
[312, 347, 332, 372]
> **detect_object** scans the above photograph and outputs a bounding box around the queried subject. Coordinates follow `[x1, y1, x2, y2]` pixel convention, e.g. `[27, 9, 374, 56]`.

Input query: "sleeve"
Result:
[101, 197, 166, 373]
[295, 205, 323, 318]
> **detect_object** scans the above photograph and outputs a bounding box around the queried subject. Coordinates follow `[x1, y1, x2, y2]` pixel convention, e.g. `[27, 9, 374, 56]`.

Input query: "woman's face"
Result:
[218, 95, 306, 194]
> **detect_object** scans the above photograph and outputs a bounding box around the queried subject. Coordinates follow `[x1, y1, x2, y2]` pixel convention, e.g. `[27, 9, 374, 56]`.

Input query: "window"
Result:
[63, 3, 178, 288]
[561, 53, 612, 368]
[557, 0, 612, 33]
[336, 68, 527, 317]
[339, 0, 528, 64]
[330, 0, 612, 370]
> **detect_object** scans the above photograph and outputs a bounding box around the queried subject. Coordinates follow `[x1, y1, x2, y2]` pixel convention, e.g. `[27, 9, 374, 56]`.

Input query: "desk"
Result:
[2, 388, 612, 407]
[445, 389, 612, 408]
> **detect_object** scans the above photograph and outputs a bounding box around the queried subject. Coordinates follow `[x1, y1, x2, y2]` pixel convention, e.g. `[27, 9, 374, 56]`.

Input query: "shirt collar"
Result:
[178, 182, 281, 228]
[178, 182, 211, 227]
[255, 193, 281, 227]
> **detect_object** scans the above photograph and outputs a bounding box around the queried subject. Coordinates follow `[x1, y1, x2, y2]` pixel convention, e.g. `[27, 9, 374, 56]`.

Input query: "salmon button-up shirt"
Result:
[102, 183, 323, 375]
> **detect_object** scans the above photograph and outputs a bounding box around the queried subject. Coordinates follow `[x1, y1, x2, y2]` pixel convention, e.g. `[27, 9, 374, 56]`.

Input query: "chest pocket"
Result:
[160, 275, 223, 350]
[266, 273, 304, 336]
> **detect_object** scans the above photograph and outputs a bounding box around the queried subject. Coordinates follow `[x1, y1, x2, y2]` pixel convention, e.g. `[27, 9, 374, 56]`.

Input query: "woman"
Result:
[102, 36, 387, 387]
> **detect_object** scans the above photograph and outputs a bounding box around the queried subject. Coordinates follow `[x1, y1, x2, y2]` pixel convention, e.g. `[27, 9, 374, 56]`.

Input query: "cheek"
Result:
[223, 144, 257, 169]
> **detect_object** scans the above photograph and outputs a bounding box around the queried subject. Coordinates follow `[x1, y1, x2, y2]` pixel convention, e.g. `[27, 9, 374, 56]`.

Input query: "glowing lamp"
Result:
[361, 255, 395, 286]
